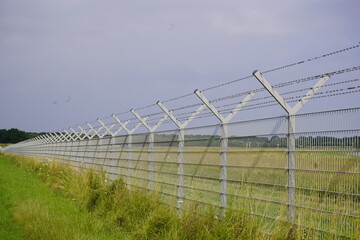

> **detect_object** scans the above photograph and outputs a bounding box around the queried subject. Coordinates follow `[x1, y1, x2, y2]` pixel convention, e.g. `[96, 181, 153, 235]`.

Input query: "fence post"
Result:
[77, 125, 91, 168]
[97, 119, 120, 180]
[157, 101, 206, 212]
[86, 122, 105, 167]
[131, 109, 168, 191]
[253, 70, 329, 224]
[195, 89, 255, 217]
[287, 114, 296, 222]
[112, 114, 144, 184]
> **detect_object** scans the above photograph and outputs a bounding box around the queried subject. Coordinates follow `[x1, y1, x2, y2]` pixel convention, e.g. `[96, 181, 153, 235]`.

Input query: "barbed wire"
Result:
[109, 71, 360, 126]
[213, 78, 360, 110]
[50, 42, 360, 133]
[100, 47, 360, 125]
[261, 42, 360, 74]
[171, 84, 360, 122]
[201, 42, 360, 92]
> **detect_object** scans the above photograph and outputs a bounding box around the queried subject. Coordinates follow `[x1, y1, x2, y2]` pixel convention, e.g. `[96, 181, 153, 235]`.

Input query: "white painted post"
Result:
[253, 70, 329, 223]
[112, 114, 144, 183]
[195, 89, 255, 217]
[70, 128, 81, 141]
[86, 122, 103, 167]
[97, 119, 118, 180]
[42, 135, 52, 159]
[68, 128, 80, 167]
[131, 109, 168, 191]
[77, 125, 90, 139]
[76, 125, 89, 168]
[49, 132, 59, 159]
[157, 101, 206, 212]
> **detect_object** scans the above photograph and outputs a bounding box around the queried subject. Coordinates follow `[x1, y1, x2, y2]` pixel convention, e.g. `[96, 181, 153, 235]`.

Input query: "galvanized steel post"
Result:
[157, 101, 206, 212]
[195, 89, 255, 217]
[253, 70, 329, 223]
[112, 114, 143, 183]
[131, 109, 168, 191]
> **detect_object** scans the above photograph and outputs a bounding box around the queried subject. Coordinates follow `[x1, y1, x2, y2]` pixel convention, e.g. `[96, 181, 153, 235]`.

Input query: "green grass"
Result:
[0, 154, 127, 240]
[0, 162, 26, 240]
[2, 153, 279, 240]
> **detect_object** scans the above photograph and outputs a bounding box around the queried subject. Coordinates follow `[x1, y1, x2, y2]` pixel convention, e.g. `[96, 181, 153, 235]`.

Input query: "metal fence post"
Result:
[86, 122, 104, 167]
[195, 89, 255, 217]
[77, 125, 91, 169]
[148, 131, 155, 190]
[177, 127, 185, 210]
[287, 114, 296, 222]
[157, 101, 206, 212]
[112, 114, 144, 184]
[127, 134, 132, 179]
[131, 109, 168, 191]
[220, 122, 228, 212]
[253, 70, 329, 223]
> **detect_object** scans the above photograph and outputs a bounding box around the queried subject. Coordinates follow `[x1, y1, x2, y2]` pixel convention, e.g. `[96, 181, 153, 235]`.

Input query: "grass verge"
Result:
[1, 153, 310, 239]
[0, 153, 127, 240]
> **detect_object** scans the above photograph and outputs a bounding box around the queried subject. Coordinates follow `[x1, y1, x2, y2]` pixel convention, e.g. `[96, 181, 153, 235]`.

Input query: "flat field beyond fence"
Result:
[39, 142, 358, 238]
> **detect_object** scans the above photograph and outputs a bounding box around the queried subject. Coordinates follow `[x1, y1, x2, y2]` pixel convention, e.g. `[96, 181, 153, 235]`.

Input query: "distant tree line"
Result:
[0, 128, 44, 144]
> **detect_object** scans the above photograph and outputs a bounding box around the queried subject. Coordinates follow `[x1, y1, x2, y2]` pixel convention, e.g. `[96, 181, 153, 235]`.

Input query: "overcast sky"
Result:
[1, 0, 359, 132]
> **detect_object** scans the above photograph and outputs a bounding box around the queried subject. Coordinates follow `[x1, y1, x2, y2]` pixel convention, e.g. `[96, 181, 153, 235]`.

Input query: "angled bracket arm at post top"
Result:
[35, 135, 42, 143]
[46, 134, 55, 143]
[131, 109, 168, 132]
[224, 92, 255, 122]
[86, 123, 97, 137]
[112, 114, 131, 134]
[63, 131, 72, 141]
[58, 131, 69, 142]
[37, 135, 44, 143]
[253, 71, 292, 114]
[182, 104, 206, 128]
[253, 70, 330, 115]
[129, 119, 147, 134]
[113, 114, 149, 135]
[56, 132, 65, 142]
[291, 75, 330, 114]
[55, 132, 62, 142]
[70, 128, 81, 140]
[64, 129, 75, 141]
[157, 101, 206, 129]
[153, 113, 169, 131]
[157, 101, 181, 128]
[42, 135, 51, 143]
[195, 89, 255, 124]
[49, 132, 59, 142]
[38, 135, 46, 144]
[131, 109, 152, 131]
[77, 125, 90, 139]
[97, 119, 115, 136]
[41, 134, 49, 143]
[86, 122, 104, 138]
[194, 89, 225, 123]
